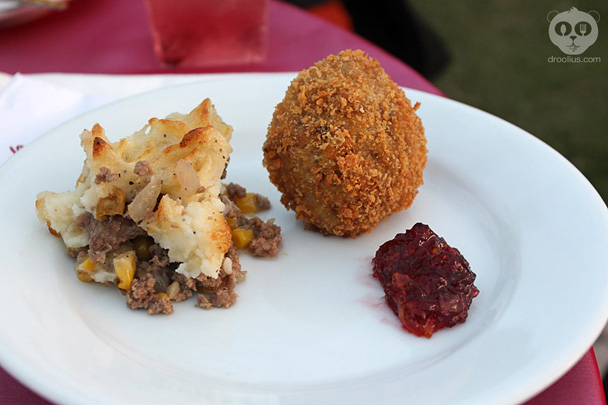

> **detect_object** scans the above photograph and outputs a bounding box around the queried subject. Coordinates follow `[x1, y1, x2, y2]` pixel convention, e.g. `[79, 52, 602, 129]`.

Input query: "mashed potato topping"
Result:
[37, 99, 232, 280]
[35, 100, 250, 313]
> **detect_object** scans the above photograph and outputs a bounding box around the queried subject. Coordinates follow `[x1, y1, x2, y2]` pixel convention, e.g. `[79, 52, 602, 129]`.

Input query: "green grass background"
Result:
[409, 0, 608, 203]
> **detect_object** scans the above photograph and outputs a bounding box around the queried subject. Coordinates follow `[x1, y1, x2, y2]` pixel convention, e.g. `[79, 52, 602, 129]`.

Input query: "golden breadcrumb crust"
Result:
[263, 49, 427, 237]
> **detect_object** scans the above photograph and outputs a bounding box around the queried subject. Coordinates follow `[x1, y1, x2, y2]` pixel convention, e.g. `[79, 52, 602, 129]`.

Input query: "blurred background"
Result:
[290, 0, 608, 206]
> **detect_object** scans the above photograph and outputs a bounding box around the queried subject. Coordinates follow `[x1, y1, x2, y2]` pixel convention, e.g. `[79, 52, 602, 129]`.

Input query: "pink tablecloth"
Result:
[0, 0, 605, 404]
[0, 0, 436, 93]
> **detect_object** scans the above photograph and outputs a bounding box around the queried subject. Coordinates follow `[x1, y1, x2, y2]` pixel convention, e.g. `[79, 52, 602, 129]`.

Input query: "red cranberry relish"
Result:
[373, 223, 479, 338]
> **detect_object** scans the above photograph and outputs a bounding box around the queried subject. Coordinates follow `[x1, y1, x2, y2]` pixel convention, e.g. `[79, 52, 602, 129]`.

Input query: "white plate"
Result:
[1, 73, 608, 405]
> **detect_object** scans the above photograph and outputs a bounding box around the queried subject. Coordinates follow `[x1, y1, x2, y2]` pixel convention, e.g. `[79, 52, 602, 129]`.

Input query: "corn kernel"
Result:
[78, 256, 96, 273]
[166, 282, 180, 300]
[234, 193, 257, 214]
[232, 227, 255, 249]
[76, 270, 93, 283]
[156, 292, 169, 300]
[113, 251, 136, 290]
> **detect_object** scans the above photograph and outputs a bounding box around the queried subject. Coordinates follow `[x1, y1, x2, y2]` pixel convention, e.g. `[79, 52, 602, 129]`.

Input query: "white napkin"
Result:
[0, 73, 113, 166]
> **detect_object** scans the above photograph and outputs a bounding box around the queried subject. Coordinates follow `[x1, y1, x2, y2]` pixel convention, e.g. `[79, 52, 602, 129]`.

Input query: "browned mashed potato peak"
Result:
[263, 49, 427, 237]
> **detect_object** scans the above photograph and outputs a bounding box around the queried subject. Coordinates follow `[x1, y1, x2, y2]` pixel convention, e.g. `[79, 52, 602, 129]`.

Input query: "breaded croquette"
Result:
[263, 50, 427, 237]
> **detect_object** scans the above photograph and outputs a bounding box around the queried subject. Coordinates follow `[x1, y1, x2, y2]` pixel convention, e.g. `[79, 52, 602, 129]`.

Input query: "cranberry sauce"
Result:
[373, 223, 479, 338]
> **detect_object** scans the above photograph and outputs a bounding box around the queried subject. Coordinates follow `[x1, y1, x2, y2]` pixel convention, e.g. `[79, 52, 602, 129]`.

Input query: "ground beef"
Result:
[71, 181, 271, 315]
[220, 194, 241, 218]
[224, 245, 242, 275]
[66, 246, 87, 258]
[94, 167, 119, 184]
[138, 243, 176, 292]
[195, 272, 224, 291]
[197, 287, 238, 309]
[169, 273, 195, 302]
[197, 294, 213, 309]
[134, 160, 153, 176]
[76, 212, 146, 263]
[126, 274, 174, 315]
[196, 245, 243, 290]
[254, 194, 271, 211]
[226, 182, 247, 200]
[125, 243, 242, 313]
[172, 272, 197, 290]
[223, 183, 279, 256]
[237, 216, 282, 257]
[226, 182, 271, 212]
[146, 298, 174, 315]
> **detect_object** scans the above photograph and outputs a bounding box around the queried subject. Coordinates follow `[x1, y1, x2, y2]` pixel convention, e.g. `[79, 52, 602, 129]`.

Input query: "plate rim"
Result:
[1, 72, 607, 405]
